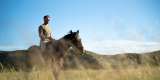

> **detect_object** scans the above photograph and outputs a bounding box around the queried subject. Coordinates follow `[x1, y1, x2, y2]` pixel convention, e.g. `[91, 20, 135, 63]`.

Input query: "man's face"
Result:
[44, 16, 50, 23]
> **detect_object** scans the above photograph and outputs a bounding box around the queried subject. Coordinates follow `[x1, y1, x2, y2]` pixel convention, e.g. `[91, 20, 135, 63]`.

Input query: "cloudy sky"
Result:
[0, 0, 160, 54]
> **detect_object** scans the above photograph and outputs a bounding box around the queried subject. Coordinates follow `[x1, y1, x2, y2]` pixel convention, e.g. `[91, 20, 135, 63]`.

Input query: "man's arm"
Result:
[38, 26, 45, 41]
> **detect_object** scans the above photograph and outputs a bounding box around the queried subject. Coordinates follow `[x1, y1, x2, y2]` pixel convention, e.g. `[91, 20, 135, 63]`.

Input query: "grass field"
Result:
[0, 50, 160, 80]
[0, 65, 160, 80]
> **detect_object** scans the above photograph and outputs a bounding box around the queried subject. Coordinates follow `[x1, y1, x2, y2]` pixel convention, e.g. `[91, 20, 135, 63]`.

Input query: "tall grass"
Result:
[0, 65, 160, 80]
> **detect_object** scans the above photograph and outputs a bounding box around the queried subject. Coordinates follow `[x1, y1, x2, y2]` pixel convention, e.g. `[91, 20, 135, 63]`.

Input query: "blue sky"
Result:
[0, 0, 160, 54]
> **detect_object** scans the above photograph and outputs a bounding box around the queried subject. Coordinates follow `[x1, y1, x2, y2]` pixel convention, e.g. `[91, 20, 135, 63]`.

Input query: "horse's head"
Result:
[64, 30, 84, 53]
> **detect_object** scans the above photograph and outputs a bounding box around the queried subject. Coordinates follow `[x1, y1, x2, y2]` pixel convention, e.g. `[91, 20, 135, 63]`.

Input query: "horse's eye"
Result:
[69, 46, 73, 49]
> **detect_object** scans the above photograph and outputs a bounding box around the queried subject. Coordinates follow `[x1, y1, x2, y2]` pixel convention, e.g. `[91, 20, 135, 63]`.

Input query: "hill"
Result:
[0, 47, 160, 70]
[83, 50, 160, 68]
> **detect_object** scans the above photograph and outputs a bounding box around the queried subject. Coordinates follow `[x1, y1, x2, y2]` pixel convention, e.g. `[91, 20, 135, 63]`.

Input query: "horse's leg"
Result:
[51, 58, 60, 80]
[52, 69, 58, 80]
[52, 57, 64, 80]
[52, 64, 59, 80]
[59, 57, 64, 69]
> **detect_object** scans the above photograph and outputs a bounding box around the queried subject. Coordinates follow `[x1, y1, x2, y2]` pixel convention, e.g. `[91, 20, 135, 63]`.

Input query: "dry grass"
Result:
[0, 65, 160, 80]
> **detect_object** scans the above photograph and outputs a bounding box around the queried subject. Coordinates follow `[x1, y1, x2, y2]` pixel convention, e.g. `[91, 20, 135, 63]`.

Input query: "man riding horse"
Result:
[38, 15, 84, 80]
[39, 15, 53, 51]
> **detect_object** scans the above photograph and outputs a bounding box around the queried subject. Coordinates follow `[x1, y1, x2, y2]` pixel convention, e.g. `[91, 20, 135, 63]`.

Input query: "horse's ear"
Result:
[69, 30, 73, 34]
[77, 30, 79, 34]
[75, 30, 79, 38]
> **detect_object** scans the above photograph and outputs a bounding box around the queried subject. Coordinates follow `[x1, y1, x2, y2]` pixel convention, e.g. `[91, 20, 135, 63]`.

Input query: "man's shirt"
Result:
[39, 24, 52, 43]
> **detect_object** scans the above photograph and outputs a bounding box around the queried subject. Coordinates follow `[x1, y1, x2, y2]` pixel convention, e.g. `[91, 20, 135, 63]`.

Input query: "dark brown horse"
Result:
[28, 30, 84, 80]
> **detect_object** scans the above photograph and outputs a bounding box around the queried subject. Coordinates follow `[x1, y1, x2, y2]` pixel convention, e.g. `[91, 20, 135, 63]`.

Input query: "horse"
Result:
[27, 30, 84, 80]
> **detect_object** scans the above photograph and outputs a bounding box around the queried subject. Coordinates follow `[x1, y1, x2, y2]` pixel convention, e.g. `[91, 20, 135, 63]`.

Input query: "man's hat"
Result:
[43, 15, 50, 19]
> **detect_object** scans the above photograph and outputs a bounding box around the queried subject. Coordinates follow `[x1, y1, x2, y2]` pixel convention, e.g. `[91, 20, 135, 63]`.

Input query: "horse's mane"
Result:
[48, 32, 74, 45]
[63, 32, 75, 40]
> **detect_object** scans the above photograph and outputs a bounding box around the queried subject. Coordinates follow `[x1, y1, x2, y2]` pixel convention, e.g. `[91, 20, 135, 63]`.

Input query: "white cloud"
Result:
[0, 45, 28, 51]
[83, 40, 160, 55]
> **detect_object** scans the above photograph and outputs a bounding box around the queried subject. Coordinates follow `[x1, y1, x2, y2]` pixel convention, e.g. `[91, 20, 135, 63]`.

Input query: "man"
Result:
[39, 15, 53, 50]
